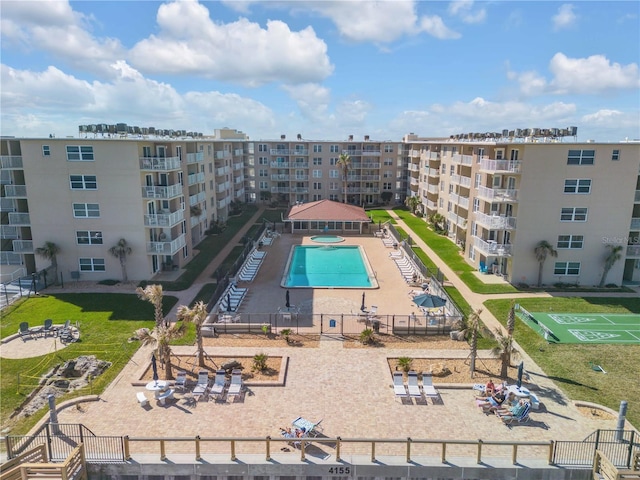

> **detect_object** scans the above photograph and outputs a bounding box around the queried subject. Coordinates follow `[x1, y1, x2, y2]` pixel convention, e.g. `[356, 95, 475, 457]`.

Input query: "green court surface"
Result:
[517, 308, 640, 344]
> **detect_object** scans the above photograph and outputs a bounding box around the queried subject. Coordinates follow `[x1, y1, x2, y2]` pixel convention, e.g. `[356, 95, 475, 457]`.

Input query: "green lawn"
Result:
[0, 293, 177, 435]
[484, 297, 640, 428]
[366, 209, 396, 225]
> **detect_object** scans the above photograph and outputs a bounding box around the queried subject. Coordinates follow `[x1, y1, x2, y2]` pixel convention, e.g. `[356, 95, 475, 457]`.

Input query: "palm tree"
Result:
[405, 195, 422, 214]
[491, 329, 518, 379]
[109, 238, 132, 282]
[136, 284, 165, 328]
[507, 300, 516, 336]
[467, 308, 483, 376]
[534, 240, 557, 287]
[599, 245, 623, 287]
[35, 241, 60, 282]
[176, 301, 208, 367]
[135, 323, 185, 380]
[337, 152, 351, 203]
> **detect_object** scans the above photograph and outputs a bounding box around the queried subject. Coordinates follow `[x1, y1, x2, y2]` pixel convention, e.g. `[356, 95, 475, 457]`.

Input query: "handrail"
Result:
[1, 444, 86, 480]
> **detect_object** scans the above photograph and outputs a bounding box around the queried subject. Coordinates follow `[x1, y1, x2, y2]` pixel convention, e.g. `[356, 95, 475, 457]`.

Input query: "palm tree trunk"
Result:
[470, 329, 477, 376]
[537, 261, 544, 287]
[196, 326, 205, 367]
[599, 267, 610, 288]
[163, 346, 174, 380]
[500, 352, 510, 378]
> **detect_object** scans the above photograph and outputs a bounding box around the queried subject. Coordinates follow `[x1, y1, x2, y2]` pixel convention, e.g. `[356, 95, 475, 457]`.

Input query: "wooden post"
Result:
[477, 439, 482, 464]
[160, 440, 166, 461]
[230, 440, 236, 461]
[512, 444, 518, 465]
[123, 436, 130, 460]
[265, 436, 271, 461]
[371, 441, 376, 463]
[336, 437, 341, 462]
[441, 443, 447, 463]
[195, 436, 201, 461]
[406, 438, 411, 463]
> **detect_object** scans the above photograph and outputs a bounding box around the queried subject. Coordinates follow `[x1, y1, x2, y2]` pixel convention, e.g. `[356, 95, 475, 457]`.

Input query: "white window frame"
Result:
[42, 145, 51, 156]
[384, 145, 393, 153]
[313, 157, 322, 165]
[313, 182, 322, 190]
[554, 262, 581, 276]
[79, 258, 106, 272]
[560, 207, 588, 222]
[329, 170, 339, 178]
[313, 144, 322, 153]
[567, 149, 595, 165]
[66, 145, 94, 161]
[73, 203, 100, 218]
[76, 231, 103, 245]
[312, 170, 322, 178]
[564, 179, 592, 194]
[612, 149, 620, 161]
[70, 174, 97, 190]
[557, 235, 584, 249]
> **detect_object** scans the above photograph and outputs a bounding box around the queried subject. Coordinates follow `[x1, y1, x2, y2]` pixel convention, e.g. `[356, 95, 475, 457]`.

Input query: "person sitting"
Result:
[497, 399, 528, 422]
[493, 392, 517, 414]
[484, 379, 496, 396]
[280, 427, 294, 438]
[477, 391, 506, 412]
[295, 427, 306, 437]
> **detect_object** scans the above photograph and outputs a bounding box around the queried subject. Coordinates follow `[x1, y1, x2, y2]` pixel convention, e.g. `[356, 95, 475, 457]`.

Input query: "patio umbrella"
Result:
[226, 293, 232, 312]
[151, 353, 158, 382]
[412, 293, 447, 309]
[285, 290, 290, 309]
[517, 361, 524, 388]
[361, 292, 366, 311]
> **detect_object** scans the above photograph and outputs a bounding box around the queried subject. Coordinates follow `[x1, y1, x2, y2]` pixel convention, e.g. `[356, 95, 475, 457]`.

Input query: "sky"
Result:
[1, 0, 639, 142]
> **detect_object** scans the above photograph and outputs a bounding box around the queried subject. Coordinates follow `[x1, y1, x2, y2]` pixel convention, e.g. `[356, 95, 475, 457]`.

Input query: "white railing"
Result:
[428, 152, 440, 160]
[427, 184, 439, 194]
[1, 198, 16, 212]
[218, 196, 231, 209]
[428, 168, 439, 176]
[8, 212, 30, 225]
[271, 174, 290, 180]
[147, 234, 186, 255]
[233, 162, 243, 170]
[189, 191, 206, 206]
[0, 156, 23, 168]
[235, 188, 244, 198]
[187, 172, 205, 185]
[12, 240, 33, 253]
[409, 163, 420, 172]
[144, 209, 185, 227]
[217, 181, 231, 193]
[234, 175, 244, 184]
[450, 174, 471, 188]
[216, 166, 231, 176]
[234, 149, 244, 156]
[475, 212, 517, 230]
[270, 162, 291, 168]
[271, 187, 290, 193]
[294, 175, 309, 181]
[635, 190, 640, 202]
[0, 225, 19, 239]
[631, 217, 640, 230]
[4, 185, 27, 197]
[472, 236, 512, 256]
[410, 177, 419, 186]
[139, 157, 181, 170]
[215, 151, 232, 160]
[186, 152, 204, 163]
[477, 185, 518, 202]
[480, 159, 521, 173]
[0, 252, 22, 265]
[452, 154, 473, 165]
[361, 174, 381, 181]
[410, 150, 420, 158]
[190, 213, 207, 228]
[627, 245, 640, 257]
[141, 184, 182, 199]
[426, 199, 437, 209]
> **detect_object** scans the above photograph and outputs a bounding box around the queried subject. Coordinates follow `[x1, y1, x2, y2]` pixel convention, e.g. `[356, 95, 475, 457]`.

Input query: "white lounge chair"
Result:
[227, 369, 243, 400]
[209, 370, 227, 399]
[192, 370, 209, 401]
[393, 372, 408, 398]
[174, 371, 187, 391]
[422, 372, 439, 400]
[407, 371, 422, 398]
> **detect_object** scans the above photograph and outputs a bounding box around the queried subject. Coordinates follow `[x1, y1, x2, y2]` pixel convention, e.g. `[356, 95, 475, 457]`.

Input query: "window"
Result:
[329, 182, 339, 190]
[330, 145, 340, 153]
[42, 145, 51, 156]
[313, 144, 322, 153]
[440, 181, 445, 191]
[612, 149, 620, 161]
[66, 145, 94, 161]
[564, 179, 592, 194]
[329, 170, 339, 178]
[449, 184, 454, 194]
[313, 182, 322, 190]
[475, 173, 481, 188]
[557, 235, 584, 249]
[258, 144, 268, 152]
[329, 194, 339, 201]
[79, 258, 105, 272]
[259, 169, 268, 177]
[313, 194, 322, 201]
[510, 149, 519, 161]
[73, 203, 100, 217]
[76, 231, 103, 245]
[384, 145, 393, 153]
[383, 182, 392, 190]
[441, 164, 446, 174]
[259, 181, 268, 189]
[330, 157, 338, 165]
[473, 198, 480, 212]
[495, 150, 504, 160]
[383, 170, 392, 178]
[450, 165, 455, 176]
[439, 198, 444, 208]
[567, 150, 595, 165]
[258, 157, 268, 165]
[70, 174, 97, 190]
[554, 262, 581, 276]
[447, 201, 452, 212]
[313, 157, 322, 165]
[312, 169, 322, 178]
[560, 207, 588, 222]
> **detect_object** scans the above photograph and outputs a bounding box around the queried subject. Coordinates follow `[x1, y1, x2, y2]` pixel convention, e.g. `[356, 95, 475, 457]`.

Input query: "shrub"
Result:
[397, 356, 413, 372]
[360, 328, 375, 345]
[281, 328, 293, 344]
[252, 352, 268, 372]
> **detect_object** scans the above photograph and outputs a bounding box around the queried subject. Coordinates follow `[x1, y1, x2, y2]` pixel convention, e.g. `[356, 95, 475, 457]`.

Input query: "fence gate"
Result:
[553, 429, 639, 467]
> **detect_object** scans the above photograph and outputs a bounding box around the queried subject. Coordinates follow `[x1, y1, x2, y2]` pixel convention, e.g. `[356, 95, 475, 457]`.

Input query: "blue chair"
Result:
[479, 261, 488, 274]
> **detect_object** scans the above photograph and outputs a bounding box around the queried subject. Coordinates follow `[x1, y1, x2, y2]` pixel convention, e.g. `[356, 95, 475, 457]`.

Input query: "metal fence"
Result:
[552, 429, 639, 468]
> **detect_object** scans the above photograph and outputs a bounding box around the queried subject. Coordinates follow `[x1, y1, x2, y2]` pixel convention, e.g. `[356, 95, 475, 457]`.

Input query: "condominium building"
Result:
[403, 132, 640, 287]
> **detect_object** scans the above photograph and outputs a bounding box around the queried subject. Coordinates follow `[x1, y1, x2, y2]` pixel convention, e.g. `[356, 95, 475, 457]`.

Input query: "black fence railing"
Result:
[552, 429, 639, 468]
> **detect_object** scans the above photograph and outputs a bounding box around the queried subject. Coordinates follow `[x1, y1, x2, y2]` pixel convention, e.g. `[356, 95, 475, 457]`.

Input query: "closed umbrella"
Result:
[412, 294, 447, 309]
[227, 293, 232, 312]
[151, 353, 159, 383]
[361, 292, 366, 311]
[517, 361, 524, 388]
[285, 290, 290, 309]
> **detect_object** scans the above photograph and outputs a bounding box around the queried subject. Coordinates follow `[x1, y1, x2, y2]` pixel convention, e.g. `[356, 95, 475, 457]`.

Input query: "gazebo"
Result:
[284, 200, 372, 234]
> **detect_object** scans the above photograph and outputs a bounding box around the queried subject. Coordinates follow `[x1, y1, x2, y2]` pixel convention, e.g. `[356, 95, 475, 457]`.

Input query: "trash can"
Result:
[372, 320, 380, 333]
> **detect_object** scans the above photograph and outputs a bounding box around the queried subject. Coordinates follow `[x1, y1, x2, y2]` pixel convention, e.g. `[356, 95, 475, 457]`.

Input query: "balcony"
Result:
[447, 212, 466, 228]
[410, 150, 421, 158]
[189, 191, 206, 206]
[8, 212, 30, 225]
[477, 185, 519, 202]
[147, 233, 186, 255]
[0, 252, 22, 265]
[217, 181, 231, 193]
[475, 212, 517, 230]
[139, 156, 181, 171]
[234, 175, 244, 184]
[187, 172, 205, 185]
[361, 174, 381, 181]
[234, 149, 244, 156]
[271, 186, 290, 193]
[451, 154, 473, 166]
[294, 175, 309, 181]
[0, 156, 23, 169]
[362, 163, 381, 169]
[427, 152, 440, 160]
[141, 184, 182, 199]
[216, 166, 231, 176]
[12, 240, 33, 253]
[292, 162, 309, 168]
[0, 170, 12, 185]
[271, 174, 290, 181]
[427, 184, 439, 194]
[472, 236, 512, 257]
[190, 213, 207, 228]
[215, 151, 231, 160]
[144, 209, 185, 227]
[410, 177, 419, 186]
[627, 245, 640, 257]
[450, 174, 471, 188]
[235, 188, 245, 198]
[409, 164, 420, 172]
[218, 196, 231, 209]
[450, 193, 469, 210]
[186, 152, 204, 164]
[480, 159, 521, 173]
[362, 149, 381, 156]
[291, 187, 309, 193]
[635, 190, 640, 203]
[4, 185, 27, 197]
[0, 225, 19, 239]
[270, 162, 291, 168]
[426, 199, 437, 209]
[233, 162, 243, 171]
[428, 168, 440, 177]
[631, 218, 640, 230]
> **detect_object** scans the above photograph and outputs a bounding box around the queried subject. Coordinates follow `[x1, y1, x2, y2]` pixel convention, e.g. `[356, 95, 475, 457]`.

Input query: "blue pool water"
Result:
[310, 235, 345, 243]
[283, 245, 376, 288]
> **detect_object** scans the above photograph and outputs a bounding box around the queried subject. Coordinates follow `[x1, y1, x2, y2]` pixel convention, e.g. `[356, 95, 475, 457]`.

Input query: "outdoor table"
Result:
[506, 385, 530, 397]
[146, 380, 168, 392]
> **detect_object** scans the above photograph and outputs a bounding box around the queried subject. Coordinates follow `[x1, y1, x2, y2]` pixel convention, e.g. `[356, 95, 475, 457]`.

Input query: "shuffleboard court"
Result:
[516, 307, 640, 344]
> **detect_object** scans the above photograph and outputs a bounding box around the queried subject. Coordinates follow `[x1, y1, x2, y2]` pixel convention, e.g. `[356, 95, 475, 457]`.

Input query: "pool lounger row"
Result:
[394, 258, 418, 283]
[219, 285, 248, 313]
[238, 250, 267, 282]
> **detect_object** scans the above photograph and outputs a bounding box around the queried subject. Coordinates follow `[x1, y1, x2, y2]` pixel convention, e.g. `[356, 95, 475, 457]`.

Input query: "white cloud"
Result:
[581, 109, 640, 141]
[281, 83, 331, 122]
[420, 15, 461, 40]
[128, 1, 333, 86]
[335, 99, 373, 125]
[549, 53, 640, 94]
[552, 4, 577, 31]
[448, 1, 487, 24]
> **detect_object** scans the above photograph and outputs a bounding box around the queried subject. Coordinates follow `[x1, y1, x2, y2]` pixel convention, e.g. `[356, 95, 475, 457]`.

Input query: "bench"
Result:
[136, 392, 149, 407]
[156, 389, 174, 406]
[203, 323, 272, 336]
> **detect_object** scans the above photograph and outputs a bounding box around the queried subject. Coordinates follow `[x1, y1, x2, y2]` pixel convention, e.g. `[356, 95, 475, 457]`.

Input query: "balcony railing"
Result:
[477, 185, 519, 202]
[216, 166, 231, 176]
[428, 168, 440, 177]
[271, 187, 290, 193]
[147, 234, 186, 255]
[447, 212, 466, 227]
[12, 240, 33, 253]
[0, 225, 19, 239]
[410, 150, 421, 158]
[627, 245, 640, 257]
[451, 154, 473, 166]
[291, 187, 309, 193]
[189, 191, 206, 206]
[271, 174, 290, 180]
[472, 236, 512, 257]
[427, 152, 440, 160]
[635, 190, 640, 203]
[234, 175, 244, 184]
[480, 159, 522, 173]
[187, 172, 205, 185]
[186, 152, 204, 164]
[215, 151, 231, 160]
[427, 184, 439, 194]
[450, 174, 471, 188]
[362, 149, 381, 156]
[410, 177, 419, 186]
[233, 162, 243, 171]
[4, 185, 27, 197]
[294, 175, 309, 181]
[0, 156, 23, 169]
[144, 209, 185, 227]
[292, 162, 309, 168]
[270, 162, 290, 168]
[426, 199, 437, 209]
[217, 181, 231, 193]
[139, 157, 181, 171]
[409, 164, 420, 172]
[475, 212, 517, 230]
[8, 212, 30, 225]
[362, 163, 381, 169]
[631, 217, 640, 230]
[0, 252, 22, 265]
[189, 213, 207, 228]
[218, 196, 231, 209]
[141, 184, 182, 199]
[234, 148, 244, 156]
[235, 188, 244, 198]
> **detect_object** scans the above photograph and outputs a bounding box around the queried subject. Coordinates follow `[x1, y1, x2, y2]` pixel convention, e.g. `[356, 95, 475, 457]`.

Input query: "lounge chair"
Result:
[500, 402, 531, 425]
[479, 261, 488, 274]
[19, 322, 32, 341]
[421, 373, 440, 400]
[227, 369, 243, 400]
[192, 370, 209, 401]
[42, 318, 55, 337]
[209, 370, 227, 399]
[58, 319, 74, 343]
[407, 371, 422, 398]
[174, 371, 187, 391]
[393, 372, 408, 398]
[292, 417, 323, 437]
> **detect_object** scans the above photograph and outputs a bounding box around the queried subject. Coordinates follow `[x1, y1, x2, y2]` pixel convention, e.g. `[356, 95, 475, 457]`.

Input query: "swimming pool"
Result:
[282, 245, 378, 288]
[310, 235, 345, 243]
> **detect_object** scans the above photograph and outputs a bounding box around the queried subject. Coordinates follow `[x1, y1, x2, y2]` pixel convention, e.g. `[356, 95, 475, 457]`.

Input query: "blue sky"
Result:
[1, 0, 639, 141]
